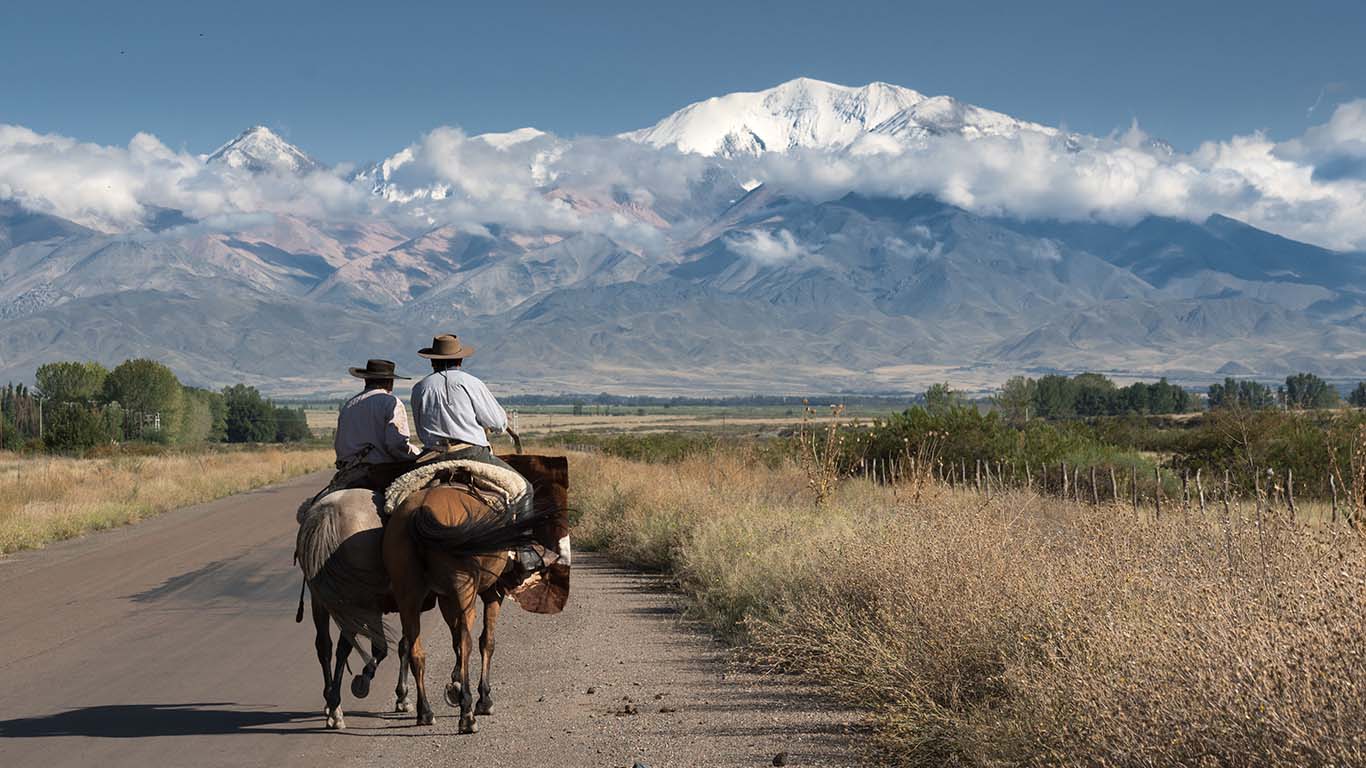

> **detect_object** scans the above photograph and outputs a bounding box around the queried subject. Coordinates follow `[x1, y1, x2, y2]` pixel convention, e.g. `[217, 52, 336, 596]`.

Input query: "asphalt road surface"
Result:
[0, 471, 866, 767]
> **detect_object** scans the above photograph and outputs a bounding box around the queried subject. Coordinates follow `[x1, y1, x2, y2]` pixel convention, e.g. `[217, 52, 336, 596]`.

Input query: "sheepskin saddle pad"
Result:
[383, 459, 532, 518]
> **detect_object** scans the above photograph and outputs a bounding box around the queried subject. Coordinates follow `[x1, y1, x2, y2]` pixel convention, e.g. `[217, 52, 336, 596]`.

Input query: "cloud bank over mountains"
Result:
[1, 79, 1365, 251]
[4, 78, 1366, 394]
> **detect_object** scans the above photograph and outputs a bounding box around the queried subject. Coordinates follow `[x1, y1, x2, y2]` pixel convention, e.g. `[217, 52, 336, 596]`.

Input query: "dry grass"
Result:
[573, 450, 1366, 766]
[0, 448, 333, 554]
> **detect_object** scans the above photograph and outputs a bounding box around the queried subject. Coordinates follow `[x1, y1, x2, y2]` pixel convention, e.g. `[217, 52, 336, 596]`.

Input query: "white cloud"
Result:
[749, 100, 1366, 251]
[3, 99, 1366, 251]
[0, 124, 374, 231]
[726, 228, 808, 265]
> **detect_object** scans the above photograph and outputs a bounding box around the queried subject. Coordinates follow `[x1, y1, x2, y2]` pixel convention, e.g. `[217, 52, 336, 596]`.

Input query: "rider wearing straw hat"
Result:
[410, 334, 515, 471]
[333, 358, 422, 491]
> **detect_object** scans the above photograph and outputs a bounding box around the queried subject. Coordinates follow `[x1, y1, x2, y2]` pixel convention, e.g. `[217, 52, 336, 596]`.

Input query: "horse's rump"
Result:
[297, 489, 392, 644]
[406, 484, 549, 563]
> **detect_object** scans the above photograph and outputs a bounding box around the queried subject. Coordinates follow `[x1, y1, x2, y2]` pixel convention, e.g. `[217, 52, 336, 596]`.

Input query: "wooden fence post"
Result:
[1109, 466, 1119, 504]
[1132, 466, 1139, 517]
[1154, 466, 1162, 520]
[1196, 468, 1207, 517]
[1026, 461, 1033, 491]
[1287, 469, 1296, 518]
[1331, 474, 1339, 523]
[1062, 463, 1069, 500]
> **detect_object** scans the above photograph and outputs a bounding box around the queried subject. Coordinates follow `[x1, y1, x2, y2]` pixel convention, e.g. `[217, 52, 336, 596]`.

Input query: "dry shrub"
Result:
[573, 450, 1366, 766]
[0, 447, 332, 553]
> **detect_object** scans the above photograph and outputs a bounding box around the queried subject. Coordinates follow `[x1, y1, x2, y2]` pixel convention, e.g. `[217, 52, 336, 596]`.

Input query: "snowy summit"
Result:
[623, 77, 1056, 157]
[205, 125, 321, 174]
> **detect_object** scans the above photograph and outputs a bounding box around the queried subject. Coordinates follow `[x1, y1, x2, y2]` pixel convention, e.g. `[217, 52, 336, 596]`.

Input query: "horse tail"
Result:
[409, 488, 551, 560]
[297, 493, 392, 648]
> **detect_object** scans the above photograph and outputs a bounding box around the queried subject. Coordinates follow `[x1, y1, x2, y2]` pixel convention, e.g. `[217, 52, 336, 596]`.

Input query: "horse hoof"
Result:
[444, 682, 461, 708]
[326, 709, 346, 730]
[395, 697, 414, 713]
[417, 710, 434, 726]
[351, 674, 371, 699]
[475, 699, 493, 716]
[459, 715, 478, 734]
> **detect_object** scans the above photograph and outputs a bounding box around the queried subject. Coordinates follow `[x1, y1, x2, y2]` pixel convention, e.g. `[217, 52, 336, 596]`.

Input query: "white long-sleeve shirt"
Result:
[334, 388, 420, 465]
[410, 369, 507, 450]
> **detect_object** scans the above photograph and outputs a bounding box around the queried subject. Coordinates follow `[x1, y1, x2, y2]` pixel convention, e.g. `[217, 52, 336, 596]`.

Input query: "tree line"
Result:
[987, 373, 1193, 421]
[0, 359, 311, 452]
[980, 371, 1361, 421]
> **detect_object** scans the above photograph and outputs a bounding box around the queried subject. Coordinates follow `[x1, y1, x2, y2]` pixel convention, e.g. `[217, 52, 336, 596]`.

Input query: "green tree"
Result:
[273, 404, 311, 442]
[222, 384, 275, 443]
[1072, 373, 1117, 417]
[43, 402, 113, 452]
[36, 361, 109, 403]
[1284, 372, 1339, 409]
[1146, 378, 1191, 414]
[176, 387, 227, 444]
[1208, 377, 1275, 410]
[993, 376, 1036, 424]
[923, 382, 961, 415]
[103, 359, 183, 441]
[1032, 375, 1077, 418]
[1349, 382, 1366, 408]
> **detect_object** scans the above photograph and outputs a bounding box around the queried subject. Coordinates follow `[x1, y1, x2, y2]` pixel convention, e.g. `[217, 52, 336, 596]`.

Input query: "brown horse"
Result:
[383, 455, 569, 733]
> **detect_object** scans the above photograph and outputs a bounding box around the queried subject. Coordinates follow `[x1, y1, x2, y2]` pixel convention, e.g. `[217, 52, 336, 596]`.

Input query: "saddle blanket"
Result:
[383, 458, 531, 517]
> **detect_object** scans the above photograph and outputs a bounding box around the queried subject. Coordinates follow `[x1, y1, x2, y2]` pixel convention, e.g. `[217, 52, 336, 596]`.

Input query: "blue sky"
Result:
[2, 0, 1363, 163]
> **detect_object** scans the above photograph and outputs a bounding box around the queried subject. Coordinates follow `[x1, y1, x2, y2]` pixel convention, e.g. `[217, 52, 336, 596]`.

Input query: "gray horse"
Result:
[295, 489, 414, 729]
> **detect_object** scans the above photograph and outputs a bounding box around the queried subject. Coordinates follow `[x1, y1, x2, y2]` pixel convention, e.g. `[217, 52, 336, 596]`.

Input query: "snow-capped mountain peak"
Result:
[622, 77, 925, 157]
[205, 125, 321, 174]
[473, 127, 547, 150]
[624, 77, 1060, 157]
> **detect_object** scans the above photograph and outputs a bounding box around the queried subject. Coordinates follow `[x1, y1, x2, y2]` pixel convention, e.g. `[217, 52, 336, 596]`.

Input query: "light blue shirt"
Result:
[410, 369, 508, 449]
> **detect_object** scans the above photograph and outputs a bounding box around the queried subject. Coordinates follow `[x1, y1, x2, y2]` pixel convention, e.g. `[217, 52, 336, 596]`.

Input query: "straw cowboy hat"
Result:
[418, 334, 475, 360]
[348, 359, 411, 380]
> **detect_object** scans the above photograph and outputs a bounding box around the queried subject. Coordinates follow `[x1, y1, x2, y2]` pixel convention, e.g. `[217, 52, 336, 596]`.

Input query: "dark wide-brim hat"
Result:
[349, 359, 410, 380]
[418, 334, 475, 360]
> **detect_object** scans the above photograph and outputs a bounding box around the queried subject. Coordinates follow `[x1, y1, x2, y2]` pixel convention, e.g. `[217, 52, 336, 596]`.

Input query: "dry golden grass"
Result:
[0, 448, 333, 554]
[573, 450, 1366, 766]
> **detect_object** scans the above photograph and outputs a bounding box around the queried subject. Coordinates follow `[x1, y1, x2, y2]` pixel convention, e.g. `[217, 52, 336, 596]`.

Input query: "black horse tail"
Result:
[409, 490, 551, 560]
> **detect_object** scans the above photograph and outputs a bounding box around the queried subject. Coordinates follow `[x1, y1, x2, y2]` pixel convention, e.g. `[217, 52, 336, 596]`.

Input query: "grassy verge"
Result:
[0, 446, 332, 554]
[573, 450, 1366, 766]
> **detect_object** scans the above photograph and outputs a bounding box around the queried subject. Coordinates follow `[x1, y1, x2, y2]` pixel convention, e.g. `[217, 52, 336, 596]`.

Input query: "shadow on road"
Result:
[0, 702, 312, 738]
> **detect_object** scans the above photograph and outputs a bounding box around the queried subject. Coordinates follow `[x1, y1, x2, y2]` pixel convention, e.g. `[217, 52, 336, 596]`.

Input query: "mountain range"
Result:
[2, 78, 1364, 396]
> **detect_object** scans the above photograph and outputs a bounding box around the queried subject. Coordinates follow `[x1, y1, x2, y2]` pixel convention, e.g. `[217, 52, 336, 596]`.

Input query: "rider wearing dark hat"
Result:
[333, 359, 421, 491]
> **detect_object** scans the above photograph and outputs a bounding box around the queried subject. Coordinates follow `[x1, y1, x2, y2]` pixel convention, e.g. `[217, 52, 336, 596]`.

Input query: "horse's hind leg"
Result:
[393, 636, 414, 713]
[399, 603, 433, 726]
[437, 595, 464, 709]
[438, 591, 478, 734]
[350, 619, 386, 699]
[311, 594, 333, 714]
[325, 633, 353, 730]
[475, 593, 502, 716]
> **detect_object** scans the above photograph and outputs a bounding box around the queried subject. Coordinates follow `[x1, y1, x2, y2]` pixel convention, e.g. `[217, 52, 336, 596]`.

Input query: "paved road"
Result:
[0, 471, 864, 767]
